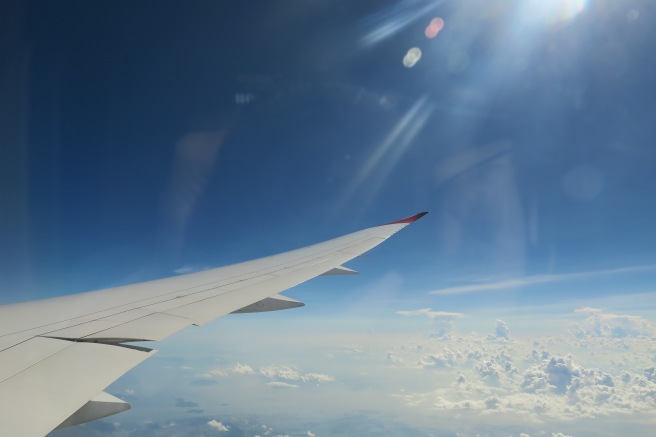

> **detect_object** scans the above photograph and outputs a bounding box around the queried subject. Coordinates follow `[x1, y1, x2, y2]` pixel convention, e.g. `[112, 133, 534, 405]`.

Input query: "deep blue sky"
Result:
[2, 0, 656, 312]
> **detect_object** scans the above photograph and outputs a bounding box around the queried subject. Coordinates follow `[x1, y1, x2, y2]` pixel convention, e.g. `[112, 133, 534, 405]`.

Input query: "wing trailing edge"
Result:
[231, 293, 304, 314]
[56, 392, 130, 430]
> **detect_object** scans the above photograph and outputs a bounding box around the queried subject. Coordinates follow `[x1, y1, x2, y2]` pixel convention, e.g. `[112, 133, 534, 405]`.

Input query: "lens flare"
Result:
[425, 17, 445, 39]
[403, 47, 422, 68]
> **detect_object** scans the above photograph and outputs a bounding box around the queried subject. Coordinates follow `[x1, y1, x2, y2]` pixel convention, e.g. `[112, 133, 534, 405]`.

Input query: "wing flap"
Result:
[320, 266, 358, 276]
[55, 391, 130, 429]
[0, 338, 154, 436]
[231, 294, 304, 314]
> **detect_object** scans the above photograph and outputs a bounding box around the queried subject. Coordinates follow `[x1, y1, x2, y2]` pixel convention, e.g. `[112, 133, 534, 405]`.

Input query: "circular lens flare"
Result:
[425, 17, 445, 39]
[403, 47, 422, 68]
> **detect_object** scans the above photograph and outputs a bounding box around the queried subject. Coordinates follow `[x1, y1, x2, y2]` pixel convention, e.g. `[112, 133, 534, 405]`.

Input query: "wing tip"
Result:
[382, 211, 429, 226]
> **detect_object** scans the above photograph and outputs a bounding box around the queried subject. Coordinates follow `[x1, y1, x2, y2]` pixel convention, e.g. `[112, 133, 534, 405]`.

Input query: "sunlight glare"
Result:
[534, 0, 587, 25]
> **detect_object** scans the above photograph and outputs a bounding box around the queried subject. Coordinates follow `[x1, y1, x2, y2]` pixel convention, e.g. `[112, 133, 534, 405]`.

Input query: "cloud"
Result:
[267, 381, 299, 389]
[397, 308, 464, 321]
[394, 325, 656, 427]
[207, 420, 229, 432]
[430, 264, 656, 295]
[232, 363, 255, 375]
[174, 398, 199, 408]
[574, 307, 603, 314]
[420, 348, 463, 368]
[301, 373, 336, 383]
[485, 395, 501, 409]
[259, 365, 335, 384]
[495, 319, 510, 339]
[260, 365, 301, 381]
[197, 362, 335, 389]
[572, 308, 656, 338]
[197, 363, 253, 379]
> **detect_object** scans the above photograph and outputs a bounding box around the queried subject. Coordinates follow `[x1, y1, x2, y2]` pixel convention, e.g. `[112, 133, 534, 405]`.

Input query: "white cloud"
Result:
[301, 372, 336, 383]
[392, 323, 656, 426]
[177, 306, 655, 436]
[260, 365, 301, 381]
[574, 307, 603, 314]
[572, 308, 656, 338]
[552, 433, 572, 437]
[197, 368, 227, 378]
[207, 420, 229, 431]
[196, 363, 254, 379]
[420, 348, 463, 368]
[232, 363, 255, 375]
[260, 365, 335, 385]
[430, 264, 656, 295]
[396, 308, 464, 321]
[197, 362, 335, 389]
[496, 319, 510, 339]
[267, 381, 299, 389]
[306, 432, 316, 437]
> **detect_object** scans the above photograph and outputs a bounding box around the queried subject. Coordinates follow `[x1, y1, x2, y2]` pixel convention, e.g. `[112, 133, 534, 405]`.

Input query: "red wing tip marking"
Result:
[383, 211, 429, 225]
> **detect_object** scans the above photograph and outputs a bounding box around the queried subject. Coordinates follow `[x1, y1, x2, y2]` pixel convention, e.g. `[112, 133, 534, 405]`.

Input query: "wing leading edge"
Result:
[0, 212, 427, 436]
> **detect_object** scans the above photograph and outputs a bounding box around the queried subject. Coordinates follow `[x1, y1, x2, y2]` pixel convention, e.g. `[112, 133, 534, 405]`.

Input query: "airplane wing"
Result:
[0, 212, 428, 436]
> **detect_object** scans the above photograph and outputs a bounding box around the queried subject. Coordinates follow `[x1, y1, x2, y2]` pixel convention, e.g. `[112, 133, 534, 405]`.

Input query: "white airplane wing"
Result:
[0, 212, 427, 436]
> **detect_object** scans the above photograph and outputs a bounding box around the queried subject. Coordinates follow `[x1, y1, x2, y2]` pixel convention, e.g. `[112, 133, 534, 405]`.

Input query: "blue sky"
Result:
[3, 0, 656, 436]
[3, 0, 655, 308]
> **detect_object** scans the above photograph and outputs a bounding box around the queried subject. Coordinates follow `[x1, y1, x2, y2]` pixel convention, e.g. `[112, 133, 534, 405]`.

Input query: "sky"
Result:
[2, 0, 656, 436]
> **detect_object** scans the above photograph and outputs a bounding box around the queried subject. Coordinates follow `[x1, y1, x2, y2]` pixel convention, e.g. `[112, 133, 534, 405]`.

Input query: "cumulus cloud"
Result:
[420, 348, 463, 368]
[260, 365, 301, 380]
[232, 363, 255, 375]
[573, 308, 656, 338]
[207, 420, 229, 431]
[198, 362, 335, 389]
[186, 309, 655, 435]
[302, 373, 336, 383]
[495, 319, 510, 339]
[394, 326, 656, 428]
[397, 308, 464, 321]
[197, 364, 254, 379]
[485, 395, 501, 409]
[260, 365, 335, 384]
